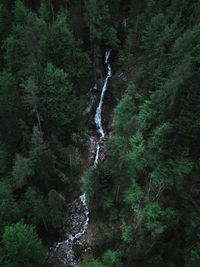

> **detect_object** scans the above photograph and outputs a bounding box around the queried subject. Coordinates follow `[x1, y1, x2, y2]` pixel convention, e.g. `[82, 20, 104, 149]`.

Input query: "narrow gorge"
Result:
[46, 51, 112, 266]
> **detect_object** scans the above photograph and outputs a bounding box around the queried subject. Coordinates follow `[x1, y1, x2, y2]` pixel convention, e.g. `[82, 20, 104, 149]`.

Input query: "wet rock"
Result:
[45, 51, 114, 267]
[45, 194, 90, 267]
[88, 136, 97, 165]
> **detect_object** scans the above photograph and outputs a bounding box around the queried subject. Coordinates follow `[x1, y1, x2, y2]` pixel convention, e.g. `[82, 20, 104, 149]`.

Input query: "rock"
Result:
[46, 194, 89, 266]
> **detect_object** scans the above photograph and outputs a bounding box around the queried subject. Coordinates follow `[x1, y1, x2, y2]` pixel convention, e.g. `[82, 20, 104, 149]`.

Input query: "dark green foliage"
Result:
[103, 26, 120, 51]
[1, 221, 46, 267]
[40, 63, 79, 131]
[79, 259, 104, 267]
[102, 250, 122, 267]
[0, 143, 10, 176]
[82, 1, 200, 266]
[94, 228, 121, 258]
[47, 189, 66, 228]
[83, 0, 120, 72]
[84, 0, 109, 45]
[21, 187, 47, 226]
[0, 179, 19, 231]
[79, 249, 122, 267]
[0, 0, 200, 266]
[114, 94, 136, 137]
[0, 3, 11, 69]
[185, 243, 200, 267]
[83, 164, 117, 217]
[0, 0, 91, 261]
[122, 225, 135, 244]
[12, 153, 33, 189]
[44, 13, 91, 84]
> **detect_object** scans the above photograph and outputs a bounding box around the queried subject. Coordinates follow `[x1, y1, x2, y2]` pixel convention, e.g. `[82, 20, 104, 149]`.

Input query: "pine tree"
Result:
[1, 221, 46, 267]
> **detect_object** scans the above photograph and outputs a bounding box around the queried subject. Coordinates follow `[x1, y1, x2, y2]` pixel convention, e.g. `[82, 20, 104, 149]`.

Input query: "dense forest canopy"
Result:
[0, 0, 200, 266]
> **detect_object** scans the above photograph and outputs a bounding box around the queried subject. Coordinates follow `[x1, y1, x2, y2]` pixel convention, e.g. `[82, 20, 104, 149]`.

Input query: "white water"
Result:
[94, 51, 111, 167]
[47, 51, 111, 266]
[47, 194, 89, 266]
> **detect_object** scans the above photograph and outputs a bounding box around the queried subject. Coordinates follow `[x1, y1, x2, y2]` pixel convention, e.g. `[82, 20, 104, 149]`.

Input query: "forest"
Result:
[0, 0, 200, 266]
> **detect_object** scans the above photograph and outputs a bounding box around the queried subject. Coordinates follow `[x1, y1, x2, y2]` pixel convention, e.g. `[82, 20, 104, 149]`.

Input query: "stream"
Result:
[94, 51, 111, 167]
[46, 51, 111, 266]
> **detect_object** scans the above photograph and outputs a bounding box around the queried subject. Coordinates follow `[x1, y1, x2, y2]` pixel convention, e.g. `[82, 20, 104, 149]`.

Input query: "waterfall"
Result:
[46, 51, 111, 266]
[94, 51, 111, 166]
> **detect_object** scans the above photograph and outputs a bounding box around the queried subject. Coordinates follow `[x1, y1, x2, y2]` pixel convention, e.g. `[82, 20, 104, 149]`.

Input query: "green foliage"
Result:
[144, 202, 169, 232]
[69, 146, 82, 176]
[0, 143, 9, 176]
[117, 51, 126, 66]
[82, 2, 200, 266]
[48, 189, 66, 228]
[79, 250, 122, 267]
[38, 1, 50, 22]
[3, 3, 29, 75]
[84, 163, 116, 217]
[79, 259, 104, 267]
[45, 13, 91, 82]
[169, 153, 192, 187]
[122, 226, 135, 244]
[127, 132, 146, 173]
[28, 127, 58, 192]
[185, 243, 200, 267]
[12, 154, 33, 189]
[0, 0, 199, 266]
[84, 0, 110, 45]
[0, 179, 19, 231]
[103, 250, 122, 267]
[94, 228, 121, 258]
[137, 99, 158, 131]
[124, 178, 144, 207]
[30, 126, 46, 157]
[41, 63, 78, 126]
[22, 77, 41, 126]
[103, 27, 120, 50]
[114, 94, 136, 137]
[107, 0, 119, 26]
[13, 0, 29, 25]
[0, 3, 11, 67]
[0, 71, 21, 144]
[1, 221, 46, 267]
[22, 187, 47, 227]
[83, 167, 96, 203]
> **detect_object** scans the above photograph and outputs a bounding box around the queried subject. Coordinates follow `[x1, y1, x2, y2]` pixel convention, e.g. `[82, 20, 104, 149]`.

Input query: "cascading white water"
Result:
[47, 193, 89, 266]
[46, 51, 111, 267]
[94, 51, 111, 166]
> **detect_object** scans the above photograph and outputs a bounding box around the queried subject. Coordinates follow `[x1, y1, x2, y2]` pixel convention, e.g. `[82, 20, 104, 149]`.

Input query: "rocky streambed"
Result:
[45, 51, 114, 266]
[45, 194, 90, 266]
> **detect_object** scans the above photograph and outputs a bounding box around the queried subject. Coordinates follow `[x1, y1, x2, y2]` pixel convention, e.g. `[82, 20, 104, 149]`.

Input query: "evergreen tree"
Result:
[40, 63, 79, 135]
[48, 189, 66, 228]
[1, 221, 46, 267]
